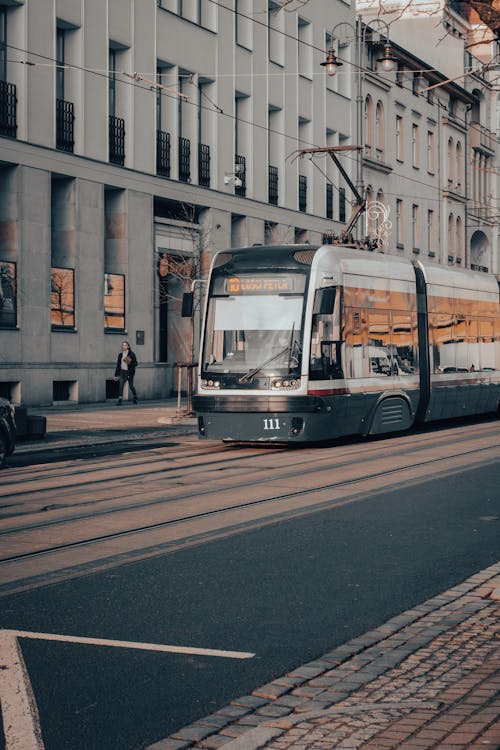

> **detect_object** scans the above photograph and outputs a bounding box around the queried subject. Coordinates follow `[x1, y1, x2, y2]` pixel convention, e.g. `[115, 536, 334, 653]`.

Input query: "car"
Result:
[0, 397, 16, 467]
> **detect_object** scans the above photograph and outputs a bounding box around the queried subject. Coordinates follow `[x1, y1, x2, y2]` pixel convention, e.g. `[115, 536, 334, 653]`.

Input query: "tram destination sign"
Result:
[224, 275, 305, 294]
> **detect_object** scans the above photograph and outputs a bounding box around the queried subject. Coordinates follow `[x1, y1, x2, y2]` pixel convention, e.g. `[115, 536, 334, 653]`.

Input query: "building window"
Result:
[269, 165, 279, 205]
[104, 273, 125, 330]
[298, 17, 312, 78]
[51, 267, 75, 329]
[298, 174, 307, 212]
[396, 199, 403, 246]
[427, 209, 434, 254]
[339, 187, 346, 223]
[456, 216, 463, 264]
[364, 95, 374, 155]
[412, 123, 419, 167]
[427, 130, 435, 173]
[375, 101, 384, 158]
[56, 28, 65, 100]
[109, 48, 117, 117]
[412, 204, 419, 251]
[0, 7, 6, 82]
[235, 0, 252, 49]
[55, 29, 74, 153]
[326, 183, 333, 219]
[396, 115, 403, 161]
[456, 141, 463, 189]
[448, 212, 454, 261]
[0, 260, 16, 327]
[447, 137, 454, 187]
[268, 0, 284, 65]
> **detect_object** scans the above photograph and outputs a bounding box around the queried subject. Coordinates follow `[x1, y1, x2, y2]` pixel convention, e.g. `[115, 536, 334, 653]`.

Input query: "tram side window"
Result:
[467, 319, 479, 372]
[367, 311, 391, 376]
[430, 313, 454, 372]
[479, 319, 495, 370]
[309, 286, 343, 379]
[345, 309, 366, 378]
[454, 316, 469, 372]
[391, 312, 418, 375]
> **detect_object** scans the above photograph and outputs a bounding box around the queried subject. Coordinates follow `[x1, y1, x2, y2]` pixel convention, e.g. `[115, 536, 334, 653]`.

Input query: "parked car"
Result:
[0, 397, 16, 467]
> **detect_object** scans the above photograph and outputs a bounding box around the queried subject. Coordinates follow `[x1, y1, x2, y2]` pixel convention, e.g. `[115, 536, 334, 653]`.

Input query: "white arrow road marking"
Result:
[0, 629, 255, 749]
[8, 630, 256, 659]
[0, 630, 45, 750]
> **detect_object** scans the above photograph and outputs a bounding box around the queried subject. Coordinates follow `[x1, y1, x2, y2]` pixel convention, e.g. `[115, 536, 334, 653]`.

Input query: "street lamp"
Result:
[321, 16, 397, 215]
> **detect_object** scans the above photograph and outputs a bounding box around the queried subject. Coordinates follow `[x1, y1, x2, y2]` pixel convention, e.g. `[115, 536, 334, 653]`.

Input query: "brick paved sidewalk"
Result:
[147, 564, 500, 750]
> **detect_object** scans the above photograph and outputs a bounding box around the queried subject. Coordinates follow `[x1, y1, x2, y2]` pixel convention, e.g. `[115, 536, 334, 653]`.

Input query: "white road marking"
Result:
[7, 629, 256, 659]
[0, 628, 254, 750]
[0, 630, 45, 750]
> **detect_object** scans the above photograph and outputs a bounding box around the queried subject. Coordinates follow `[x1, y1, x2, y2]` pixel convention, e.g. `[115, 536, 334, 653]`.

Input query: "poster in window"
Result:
[51, 267, 75, 328]
[104, 273, 125, 330]
[0, 261, 17, 328]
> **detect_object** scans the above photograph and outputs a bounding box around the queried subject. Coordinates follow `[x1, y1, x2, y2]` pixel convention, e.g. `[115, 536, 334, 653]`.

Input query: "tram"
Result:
[188, 243, 500, 442]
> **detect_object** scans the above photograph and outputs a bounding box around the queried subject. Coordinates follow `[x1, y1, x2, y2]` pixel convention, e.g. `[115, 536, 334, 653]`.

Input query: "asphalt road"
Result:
[1, 447, 499, 750]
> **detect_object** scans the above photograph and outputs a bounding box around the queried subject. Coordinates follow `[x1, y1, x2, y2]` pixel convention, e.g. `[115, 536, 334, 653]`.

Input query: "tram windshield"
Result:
[202, 272, 307, 378]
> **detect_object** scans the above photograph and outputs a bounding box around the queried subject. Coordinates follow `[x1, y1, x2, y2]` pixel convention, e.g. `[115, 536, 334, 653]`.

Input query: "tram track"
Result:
[1, 438, 498, 567]
[0, 421, 498, 594]
[2, 416, 497, 501]
[1, 421, 498, 530]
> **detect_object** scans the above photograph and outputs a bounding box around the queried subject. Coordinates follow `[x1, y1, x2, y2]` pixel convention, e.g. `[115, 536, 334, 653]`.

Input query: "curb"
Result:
[145, 563, 500, 750]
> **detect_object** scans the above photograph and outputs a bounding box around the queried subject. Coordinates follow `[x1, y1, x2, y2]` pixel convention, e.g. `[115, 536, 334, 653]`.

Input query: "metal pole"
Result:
[176, 364, 182, 418]
[355, 13, 364, 208]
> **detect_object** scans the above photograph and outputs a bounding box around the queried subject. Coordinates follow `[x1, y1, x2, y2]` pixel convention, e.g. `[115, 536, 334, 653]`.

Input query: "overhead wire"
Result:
[3, 2, 498, 210]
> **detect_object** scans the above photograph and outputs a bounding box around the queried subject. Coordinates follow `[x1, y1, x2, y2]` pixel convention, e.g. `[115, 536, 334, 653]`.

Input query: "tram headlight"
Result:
[201, 379, 220, 389]
[271, 378, 300, 390]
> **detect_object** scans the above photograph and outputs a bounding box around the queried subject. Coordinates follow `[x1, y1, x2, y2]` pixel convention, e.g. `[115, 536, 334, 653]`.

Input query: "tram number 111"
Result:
[263, 418, 281, 430]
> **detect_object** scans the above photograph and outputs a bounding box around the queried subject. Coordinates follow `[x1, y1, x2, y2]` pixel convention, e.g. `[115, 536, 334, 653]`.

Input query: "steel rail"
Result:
[0, 439, 498, 567]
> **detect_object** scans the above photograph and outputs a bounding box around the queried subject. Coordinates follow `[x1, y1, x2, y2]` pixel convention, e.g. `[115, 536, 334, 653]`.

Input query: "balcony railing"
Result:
[109, 115, 125, 165]
[234, 154, 246, 196]
[198, 143, 210, 187]
[156, 130, 171, 177]
[299, 175, 307, 212]
[56, 99, 75, 152]
[179, 136, 191, 182]
[269, 165, 278, 205]
[0, 80, 17, 138]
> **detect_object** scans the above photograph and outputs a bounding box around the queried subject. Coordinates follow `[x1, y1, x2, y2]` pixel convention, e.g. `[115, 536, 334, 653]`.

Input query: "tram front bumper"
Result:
[193, 394, 335, 442]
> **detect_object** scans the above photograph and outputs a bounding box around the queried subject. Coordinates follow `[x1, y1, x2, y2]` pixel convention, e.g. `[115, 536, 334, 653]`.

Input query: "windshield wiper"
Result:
[239, 324, 300, 384]
[238, 343, 293, 383]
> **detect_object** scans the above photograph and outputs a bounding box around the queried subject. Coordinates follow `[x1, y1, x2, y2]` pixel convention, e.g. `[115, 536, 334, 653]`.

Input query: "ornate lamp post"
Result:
[321, 16, 396, 200]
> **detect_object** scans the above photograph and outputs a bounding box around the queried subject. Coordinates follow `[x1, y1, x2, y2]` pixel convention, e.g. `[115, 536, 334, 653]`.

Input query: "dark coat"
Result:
[115, 349, 137, 377]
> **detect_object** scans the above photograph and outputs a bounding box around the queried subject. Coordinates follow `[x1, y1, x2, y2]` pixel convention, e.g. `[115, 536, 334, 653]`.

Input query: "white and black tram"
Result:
[188, 244, 500, 442]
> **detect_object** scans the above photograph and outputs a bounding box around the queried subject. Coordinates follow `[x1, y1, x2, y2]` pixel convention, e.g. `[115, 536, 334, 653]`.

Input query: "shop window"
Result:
[51, 267, 75, 329]
[0, 260, 17, 327]
[104, 273, 125, 331]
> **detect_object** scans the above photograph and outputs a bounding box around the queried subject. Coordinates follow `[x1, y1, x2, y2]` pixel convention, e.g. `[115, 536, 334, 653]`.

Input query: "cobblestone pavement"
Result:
[147, 564, 500, 750]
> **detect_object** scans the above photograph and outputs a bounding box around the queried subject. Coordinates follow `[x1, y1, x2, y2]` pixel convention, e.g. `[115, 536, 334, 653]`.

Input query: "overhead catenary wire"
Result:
[3, 1, 498, 203]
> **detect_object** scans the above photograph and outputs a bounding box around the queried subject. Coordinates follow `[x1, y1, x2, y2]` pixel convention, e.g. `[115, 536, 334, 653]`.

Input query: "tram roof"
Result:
[213, 245, 500, 297]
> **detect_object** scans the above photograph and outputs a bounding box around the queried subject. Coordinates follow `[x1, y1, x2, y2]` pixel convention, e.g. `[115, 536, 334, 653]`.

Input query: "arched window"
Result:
[364, 96, 374, 155]
[375, 101, 385, 157]
[448, 213, 455, 261]
[447, 137, 454, 187]
[455, 141, 463, 189]
[456, 216, 463, 264]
